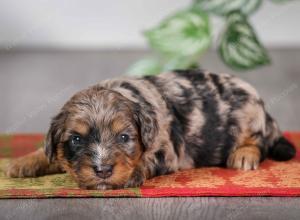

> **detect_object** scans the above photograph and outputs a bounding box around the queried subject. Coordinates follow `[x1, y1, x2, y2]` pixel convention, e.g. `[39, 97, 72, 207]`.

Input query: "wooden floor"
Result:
[0, 48, 299, 219]
[1, 197, 300, 220]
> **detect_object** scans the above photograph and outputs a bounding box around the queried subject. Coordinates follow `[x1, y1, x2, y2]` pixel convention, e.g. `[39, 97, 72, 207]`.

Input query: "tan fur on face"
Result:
[57, 146, 76, 176]
[56, 140, 143, 189]
[67, 120, 89, 136]
[110, 115, 133, 134]
[51, 89, 145, 189]
[108, 152, 140, 187]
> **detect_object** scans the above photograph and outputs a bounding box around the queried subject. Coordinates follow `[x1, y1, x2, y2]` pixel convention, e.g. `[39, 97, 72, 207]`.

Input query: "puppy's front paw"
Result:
[6, 149, 51, 178]
[124, 168, 145, 188]
[6, 158, 39, 178]
[227, 146, 261, 171]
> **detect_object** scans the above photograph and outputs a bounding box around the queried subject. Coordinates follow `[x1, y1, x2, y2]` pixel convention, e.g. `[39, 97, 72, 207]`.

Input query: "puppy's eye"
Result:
[118, 134, 129, 143]
[70, 135, 83, 146]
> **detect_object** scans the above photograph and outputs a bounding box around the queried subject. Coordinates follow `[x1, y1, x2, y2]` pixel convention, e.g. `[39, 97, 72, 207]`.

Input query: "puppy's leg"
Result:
[6, 148, 63, 178]
[124, 164, 146, 188]
[227, 137, 261, 171]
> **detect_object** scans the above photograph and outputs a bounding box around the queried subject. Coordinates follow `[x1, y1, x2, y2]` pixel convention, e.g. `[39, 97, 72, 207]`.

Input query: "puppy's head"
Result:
[44, 86, 157, 189]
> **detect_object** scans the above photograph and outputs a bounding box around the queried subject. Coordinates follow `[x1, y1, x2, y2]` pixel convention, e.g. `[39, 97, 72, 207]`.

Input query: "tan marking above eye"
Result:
[111, 117, 132, 134]
[67, 120, 90, 136]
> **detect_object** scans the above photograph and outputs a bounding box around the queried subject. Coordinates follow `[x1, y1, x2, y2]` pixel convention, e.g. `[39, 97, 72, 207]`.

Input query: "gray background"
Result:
[0, 0, 300, 48]
[0, 48, 299, 133]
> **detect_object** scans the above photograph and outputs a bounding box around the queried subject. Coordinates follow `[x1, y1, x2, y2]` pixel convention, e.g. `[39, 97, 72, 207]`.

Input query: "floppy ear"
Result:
[44, 111, 67, 162]
[134, 103, 158, 150]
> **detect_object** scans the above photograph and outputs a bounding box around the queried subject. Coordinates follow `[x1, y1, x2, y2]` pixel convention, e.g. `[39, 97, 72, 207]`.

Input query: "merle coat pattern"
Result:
[7, 69, 296, 189]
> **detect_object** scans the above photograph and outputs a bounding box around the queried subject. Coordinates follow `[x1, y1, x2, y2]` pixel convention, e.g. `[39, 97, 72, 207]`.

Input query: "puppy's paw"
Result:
[6, 149, 51, 178]
[6, 158, 39, 178]
[124, 168, 145, 188]
[227, 146, 261, 171]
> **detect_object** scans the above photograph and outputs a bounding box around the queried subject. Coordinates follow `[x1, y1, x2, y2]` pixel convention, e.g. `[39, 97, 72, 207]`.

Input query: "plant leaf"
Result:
[163, 56, 199, 71]
[145, 7, 211, 58]
[194, 0, 262, 16]
[127, 58, 163, 76]
[218, 11, 270, 70]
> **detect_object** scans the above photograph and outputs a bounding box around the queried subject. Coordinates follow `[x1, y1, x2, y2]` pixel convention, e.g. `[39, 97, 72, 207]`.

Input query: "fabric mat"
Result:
[0, 132, 299, 198]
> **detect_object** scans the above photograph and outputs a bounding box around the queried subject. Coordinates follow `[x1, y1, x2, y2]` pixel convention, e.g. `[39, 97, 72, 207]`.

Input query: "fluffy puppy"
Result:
[7, 69, 296, 189]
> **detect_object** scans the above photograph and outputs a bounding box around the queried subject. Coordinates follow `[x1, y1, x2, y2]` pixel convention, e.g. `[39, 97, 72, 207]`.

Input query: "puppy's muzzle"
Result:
[93, 164, 113, 179]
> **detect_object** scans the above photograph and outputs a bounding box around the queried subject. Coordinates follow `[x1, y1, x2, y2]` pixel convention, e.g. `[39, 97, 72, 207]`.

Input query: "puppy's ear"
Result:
[44, 111, 67, 162]
[134, 104, 158, 150]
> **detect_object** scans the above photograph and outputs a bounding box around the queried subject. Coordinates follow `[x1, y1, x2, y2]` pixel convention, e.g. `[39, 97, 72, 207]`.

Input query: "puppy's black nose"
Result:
[93, 165, 113, 179]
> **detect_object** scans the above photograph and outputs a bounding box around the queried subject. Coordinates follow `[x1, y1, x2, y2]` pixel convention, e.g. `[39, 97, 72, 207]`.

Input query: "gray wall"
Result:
[0, 0, 300, 49]
[0, 49, 299, 133]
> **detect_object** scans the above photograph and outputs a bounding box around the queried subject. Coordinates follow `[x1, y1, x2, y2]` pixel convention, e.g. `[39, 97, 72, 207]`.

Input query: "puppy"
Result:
[7, 69, 296, 189]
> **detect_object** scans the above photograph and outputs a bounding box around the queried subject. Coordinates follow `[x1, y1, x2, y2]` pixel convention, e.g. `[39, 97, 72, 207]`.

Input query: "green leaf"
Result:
[163, 56, 199, 71]
[218, 11, 270, 70]
[145, 7, 211, 58]
[194, 0, 262, 16]
[127, 58, 163, 76]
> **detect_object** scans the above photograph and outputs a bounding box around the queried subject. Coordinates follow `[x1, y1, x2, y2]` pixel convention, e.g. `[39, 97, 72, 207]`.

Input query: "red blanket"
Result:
[0, 132, 299, 198]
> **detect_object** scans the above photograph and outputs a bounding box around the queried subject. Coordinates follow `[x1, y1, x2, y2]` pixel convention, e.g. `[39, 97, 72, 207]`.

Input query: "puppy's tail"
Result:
[265, 113, 296, 161]
[268, 137, 296, 161]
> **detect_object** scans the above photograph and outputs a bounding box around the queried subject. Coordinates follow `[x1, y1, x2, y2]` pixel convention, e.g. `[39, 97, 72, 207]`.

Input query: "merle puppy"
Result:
[7, 69, 296, 189]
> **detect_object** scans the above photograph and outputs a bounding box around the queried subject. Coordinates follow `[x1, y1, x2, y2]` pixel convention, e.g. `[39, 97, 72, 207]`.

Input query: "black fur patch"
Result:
[221, 116, 239, 164]
[209, 73, 249, 109]
[143, 76, 195, 157]
[120, 82, 156, 117]
[169, 120, 184, 157]
[174, 69, 238, 166]
[174, 70, 208, 88]
[190, 89, 224, 166]
[63, 126, 102, 163]
[88, 127, 101, 143]
[207, 74, 250, 161]
[63, 140, 83, 162]
[45, 111, 68, 161]
[229, 88, 250, 109]
[153, 149, 168, 176]
[210, 73, 225, 95]
[269, 137, 296, 161]
[121, 82, 140, 96]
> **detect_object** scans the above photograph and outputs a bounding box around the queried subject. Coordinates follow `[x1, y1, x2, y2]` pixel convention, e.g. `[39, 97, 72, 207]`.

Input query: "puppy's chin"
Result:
[60, 159, 135, 190]
[73, 167, 129, 190]
[95, 183, 113, 190]
[83, 183, 115, 190]
[80, 178, 125, 190]
[76, 176, 118, 190]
